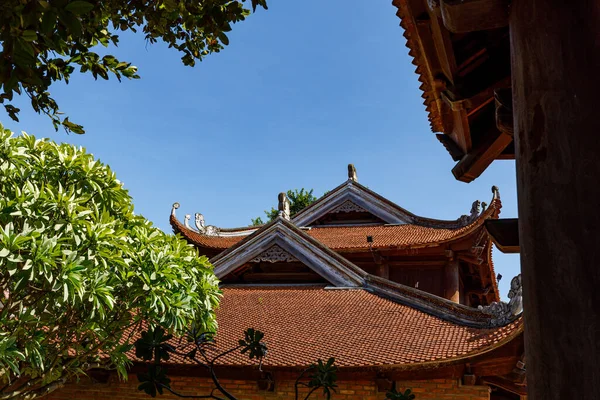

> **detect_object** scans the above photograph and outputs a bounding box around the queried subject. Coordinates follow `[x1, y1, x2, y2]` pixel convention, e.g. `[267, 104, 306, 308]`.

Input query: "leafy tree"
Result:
[0, 124, 221, 399]
[135, 326, 338, 400]
[251, 189, 318, 225]
[0, 0, 268, 134]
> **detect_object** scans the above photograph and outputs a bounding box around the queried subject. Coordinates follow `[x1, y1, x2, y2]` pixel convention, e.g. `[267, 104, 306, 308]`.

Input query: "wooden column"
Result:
[376, 264, 389, 280]
[444, 259, 460, 303]
[510, 1, 600, 399]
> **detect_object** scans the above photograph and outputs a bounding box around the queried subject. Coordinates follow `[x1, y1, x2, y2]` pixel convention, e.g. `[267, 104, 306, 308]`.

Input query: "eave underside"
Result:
[393, 0, 514, 182]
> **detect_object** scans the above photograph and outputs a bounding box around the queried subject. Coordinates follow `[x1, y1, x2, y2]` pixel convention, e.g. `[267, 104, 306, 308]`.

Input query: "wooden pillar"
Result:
[376, 263, 389, 280]
[510, 1, 600, 399]
[444, 259, 460, 303]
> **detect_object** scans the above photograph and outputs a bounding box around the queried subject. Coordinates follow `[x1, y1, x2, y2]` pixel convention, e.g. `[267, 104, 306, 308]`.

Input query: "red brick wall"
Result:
[47, 376, 490, 400]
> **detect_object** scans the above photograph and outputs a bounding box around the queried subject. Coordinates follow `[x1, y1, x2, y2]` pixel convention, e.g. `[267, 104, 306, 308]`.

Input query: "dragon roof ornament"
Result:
[478, 274, 523, 327]
[278, 192, 291, 220]
[194, 212, 220, 236]
[454, 186, 500, 227]
[348, 163, 358, 182]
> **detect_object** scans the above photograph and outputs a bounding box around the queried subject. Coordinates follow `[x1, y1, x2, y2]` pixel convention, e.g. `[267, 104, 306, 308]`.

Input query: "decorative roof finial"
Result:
[278, 192, 291, 220]
[348, 164, 358, 182]
[470, 200, 481, 218]
[478, 273, 523, 327]
[184, 214, 192, 229]
[195, 213, 205, 232]
[492, 185, 501, 200]
[171, 202, 180, 216]
[192, 212, 220, 236]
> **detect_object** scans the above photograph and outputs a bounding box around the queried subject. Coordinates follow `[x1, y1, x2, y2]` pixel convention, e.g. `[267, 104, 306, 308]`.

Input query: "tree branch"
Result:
[303, 386, 319, 400]
[294, 366, 313, 400]
[210, 345, 243, 365]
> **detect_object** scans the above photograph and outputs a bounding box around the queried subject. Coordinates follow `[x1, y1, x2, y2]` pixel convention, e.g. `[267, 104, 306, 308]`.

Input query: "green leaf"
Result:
[41, 11, 57, 35]
[64, 1, 95, 15]
[22, 31, 38, 42]
[218, 33, 229, 46]
[0, 126, 220, 397]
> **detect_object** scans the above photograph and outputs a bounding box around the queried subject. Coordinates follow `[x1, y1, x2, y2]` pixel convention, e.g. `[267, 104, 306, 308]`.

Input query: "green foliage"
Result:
[135, 327, 270, 398]
[137, 365, 171, 398]
[252, 188, 318, 225]
[386, 387, 416, 399]
[136, 326, 335, 400]
[250, 216, 264, 226]
[0, 0, 268, 133]
[238, 328, 268, 361]
[306, 357, 338, 399]
[0, 124, 221, 398]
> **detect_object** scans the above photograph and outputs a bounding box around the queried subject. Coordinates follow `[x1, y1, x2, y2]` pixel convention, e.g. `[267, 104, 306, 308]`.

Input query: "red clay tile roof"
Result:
[155, 287, 522, 368]
[171, 202, 498, 253]
[170, 214, 245, 250]
[308, 223, 481, 251]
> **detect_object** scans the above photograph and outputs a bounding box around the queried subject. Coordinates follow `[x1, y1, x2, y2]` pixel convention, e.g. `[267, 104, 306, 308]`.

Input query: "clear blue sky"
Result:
[1, 0, 520, 298]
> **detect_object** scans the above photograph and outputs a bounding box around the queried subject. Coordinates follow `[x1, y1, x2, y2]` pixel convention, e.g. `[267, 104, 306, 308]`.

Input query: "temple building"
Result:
[47, 165, 526, 400]
[159, 165, 525, 400]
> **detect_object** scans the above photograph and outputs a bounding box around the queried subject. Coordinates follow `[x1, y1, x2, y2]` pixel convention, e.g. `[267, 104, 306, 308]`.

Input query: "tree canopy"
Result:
[0, 124, 221, 399]
[251, 188, 318, 226]
[0, 0, 267, 134]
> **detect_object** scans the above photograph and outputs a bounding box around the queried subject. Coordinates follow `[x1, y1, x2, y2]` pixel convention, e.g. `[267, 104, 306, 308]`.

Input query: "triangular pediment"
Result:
[211, 218, 366, 287]
[292, 180, 416, 227]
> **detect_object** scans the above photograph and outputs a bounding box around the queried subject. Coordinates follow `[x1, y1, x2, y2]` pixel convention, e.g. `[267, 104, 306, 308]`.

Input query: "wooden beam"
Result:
[495, 88, 514, 136]
[457, 253, 483, 265]
[485, 219, 519, 253]
[482, 376, 527, 396]
[441, 92, 473, 153]
[436, 133, 465, 161]
[440, 0, 510, 33]
[452, 128, 513, 182]
[428, 6, 459, 83]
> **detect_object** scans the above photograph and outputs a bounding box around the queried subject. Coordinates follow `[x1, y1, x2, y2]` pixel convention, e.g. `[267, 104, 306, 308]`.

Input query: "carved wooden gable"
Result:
[212, 218, 366, 287]
[292, 180, 416, 227]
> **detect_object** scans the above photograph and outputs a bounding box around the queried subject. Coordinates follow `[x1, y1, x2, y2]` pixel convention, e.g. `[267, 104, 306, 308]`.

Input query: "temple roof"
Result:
[171, 214, 498, 253]
[133, 286, 522, 369]
[157, 168, 520, 371]
[170, 180, 501, 254]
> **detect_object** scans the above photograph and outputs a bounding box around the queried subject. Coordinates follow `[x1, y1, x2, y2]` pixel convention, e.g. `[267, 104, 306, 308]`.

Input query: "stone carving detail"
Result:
[171, 202, 180, 216]
[251, 245, 298, 263]
[278, 193, 290, 220]
[331, 200, 367, 214]
[348, 164, 358, 182]
[194, 212, 220, 236]
[492, 185, 501, 200]
[184, 214, 192, 229]
[458, 200, 482, 226]
[194, 213, 205, 231]
[478, 274, 523, 327]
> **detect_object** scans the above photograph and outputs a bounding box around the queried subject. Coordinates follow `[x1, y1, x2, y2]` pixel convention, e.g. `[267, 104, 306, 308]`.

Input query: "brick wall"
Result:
[47, 375, 490, 400]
